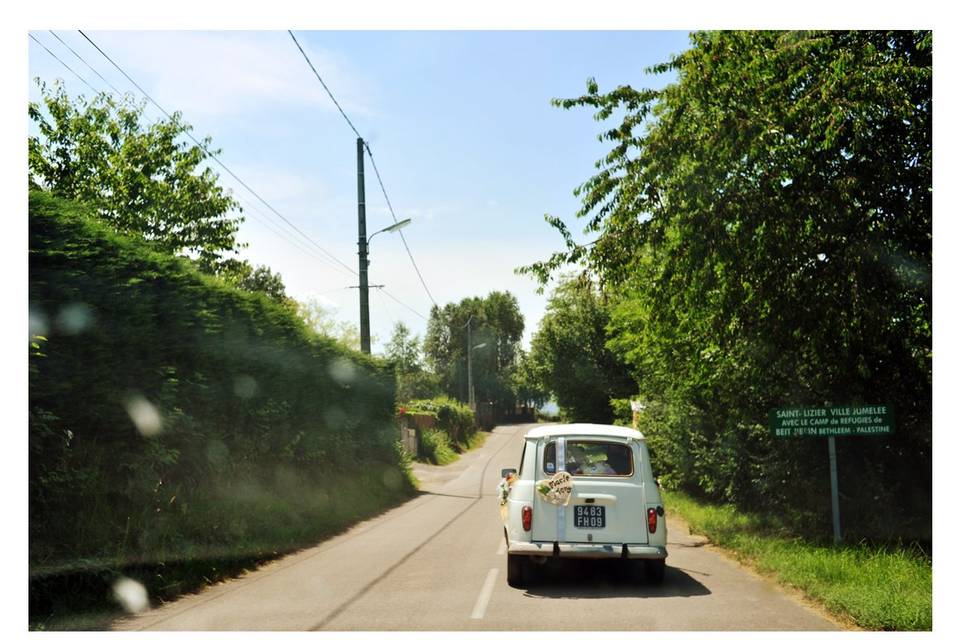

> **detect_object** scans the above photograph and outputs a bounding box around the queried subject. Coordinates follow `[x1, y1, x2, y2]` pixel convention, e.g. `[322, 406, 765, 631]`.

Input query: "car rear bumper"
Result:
[508, 541, 668, 560]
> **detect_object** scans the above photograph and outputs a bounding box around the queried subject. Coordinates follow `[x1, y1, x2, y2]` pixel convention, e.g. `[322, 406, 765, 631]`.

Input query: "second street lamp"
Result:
[468, 341, 487, 411]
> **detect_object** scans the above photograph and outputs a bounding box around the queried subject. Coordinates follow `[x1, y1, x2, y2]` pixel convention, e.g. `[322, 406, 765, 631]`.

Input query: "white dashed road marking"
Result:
[470, 569, 499, 620]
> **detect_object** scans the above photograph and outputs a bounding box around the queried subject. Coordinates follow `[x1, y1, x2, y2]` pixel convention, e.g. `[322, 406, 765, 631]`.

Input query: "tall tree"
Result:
[521, 31, 931, 537]
[29, 81, 244, 269]
[293, 298, 363, 351]
[385, 322, 442, 402]
[423, 292, 524, 414]
[385, 322, 422, 375]
[527, 274, 634, 422]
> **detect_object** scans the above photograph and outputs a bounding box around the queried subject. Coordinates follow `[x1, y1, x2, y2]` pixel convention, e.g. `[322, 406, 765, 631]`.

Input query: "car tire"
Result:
[646, 559, 666, 585]
[507, 554, 527, 588]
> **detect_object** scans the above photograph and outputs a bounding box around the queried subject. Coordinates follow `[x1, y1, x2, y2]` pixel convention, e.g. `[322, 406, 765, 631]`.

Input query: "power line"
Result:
[374, 288, 396, 327]
[76, 29, 358, 278]
[48, 31, 126, 97]
[287, 30, 362, 139]
[233, 193, 357, 280]
[380, 287, 430, 321]
[34, 32, 351, 283]
[363, 143, 438, 307]
[287, 30, 438, 309]
[29, 33, 98, 94]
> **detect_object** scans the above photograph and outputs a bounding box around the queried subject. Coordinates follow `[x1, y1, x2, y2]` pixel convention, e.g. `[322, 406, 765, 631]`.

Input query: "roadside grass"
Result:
[417, 428, 487, 466]
[418, 429, 458, 465]
[460, 430, 488, 452]
[30, 463, 417, 630]
[664, 490, 932, 631]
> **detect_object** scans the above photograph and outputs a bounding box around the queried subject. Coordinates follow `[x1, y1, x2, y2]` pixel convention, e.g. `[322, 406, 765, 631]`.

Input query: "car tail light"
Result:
[522, 506, 533, 531]
[647, 507, 658, 534]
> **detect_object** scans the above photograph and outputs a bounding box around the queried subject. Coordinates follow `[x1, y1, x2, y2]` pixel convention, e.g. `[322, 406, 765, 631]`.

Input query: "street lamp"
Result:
[463, 313, 489, 410]
[357, 216, 412, 354]
[367, 218, 412, 251]
[469, 342, 487, 410]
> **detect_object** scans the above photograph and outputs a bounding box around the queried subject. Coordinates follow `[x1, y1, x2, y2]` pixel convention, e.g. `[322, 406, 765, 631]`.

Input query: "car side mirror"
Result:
[501, 468, 517, 478]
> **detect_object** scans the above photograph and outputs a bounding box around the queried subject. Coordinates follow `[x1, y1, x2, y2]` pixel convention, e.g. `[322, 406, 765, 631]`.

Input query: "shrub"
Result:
[28, 191, 414, 577]
[417, 428, 458, 466]
[404, 396, 476, 449]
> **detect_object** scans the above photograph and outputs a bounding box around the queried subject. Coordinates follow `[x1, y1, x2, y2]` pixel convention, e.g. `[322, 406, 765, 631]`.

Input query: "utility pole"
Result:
[467, 315, 474, 409]
[357, 137, 371, 354]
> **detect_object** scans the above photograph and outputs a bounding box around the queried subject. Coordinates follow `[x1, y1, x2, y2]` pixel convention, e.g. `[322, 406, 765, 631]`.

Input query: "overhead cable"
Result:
[29, 33, 98, 93]
[76, 29, 358, 277]
[287, 29, 438, 309]
[363, 144, 439, 307]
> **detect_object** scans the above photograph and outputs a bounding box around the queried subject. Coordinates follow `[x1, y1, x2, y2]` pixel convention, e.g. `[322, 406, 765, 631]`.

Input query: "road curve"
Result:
[113, 424, 841, 631]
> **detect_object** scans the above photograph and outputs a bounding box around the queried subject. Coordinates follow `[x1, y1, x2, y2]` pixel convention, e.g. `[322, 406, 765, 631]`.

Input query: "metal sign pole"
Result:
[828, 436, 842, 544]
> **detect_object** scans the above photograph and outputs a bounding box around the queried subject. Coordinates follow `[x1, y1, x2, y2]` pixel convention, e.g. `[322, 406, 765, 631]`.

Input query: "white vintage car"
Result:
[498, 424, 667, 587]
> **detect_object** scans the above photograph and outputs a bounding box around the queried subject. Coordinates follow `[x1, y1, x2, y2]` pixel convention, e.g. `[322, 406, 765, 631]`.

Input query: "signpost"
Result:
[770, 405, 895, 544]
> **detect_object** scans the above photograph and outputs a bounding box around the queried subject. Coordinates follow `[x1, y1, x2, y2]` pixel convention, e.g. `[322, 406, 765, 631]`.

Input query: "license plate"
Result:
[574, 505, 605, 528]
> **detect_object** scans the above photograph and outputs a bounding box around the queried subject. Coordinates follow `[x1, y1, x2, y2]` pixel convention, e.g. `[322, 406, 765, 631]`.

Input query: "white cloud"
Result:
[82, 31, 376, 119]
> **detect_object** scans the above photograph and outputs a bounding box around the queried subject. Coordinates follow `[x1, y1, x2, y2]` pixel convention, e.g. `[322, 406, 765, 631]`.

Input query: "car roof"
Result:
[524, 423, 645, 441]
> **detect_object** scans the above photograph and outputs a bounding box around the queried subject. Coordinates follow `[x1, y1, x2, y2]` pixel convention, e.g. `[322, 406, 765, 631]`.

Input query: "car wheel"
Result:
[646, 559, 666, 585]
[507, 554, 528, 588]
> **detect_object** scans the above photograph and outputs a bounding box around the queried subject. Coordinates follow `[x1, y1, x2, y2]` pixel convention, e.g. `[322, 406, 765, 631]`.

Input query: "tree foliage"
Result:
[214, 259, 289, 303]
[385, 322, 422, 375]
[510, 350, 550, 409]
[527, 274, 634, 422]
[522, 31, 931, 540]
[385, 322, 442, 402]
[28, 80, 244, 269]
[423, 292, 524, 416]
[292, 297, 363, 351]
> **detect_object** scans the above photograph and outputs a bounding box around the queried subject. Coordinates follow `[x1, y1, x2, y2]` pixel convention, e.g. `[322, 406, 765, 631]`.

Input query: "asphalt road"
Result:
[113, 423, 841, 631]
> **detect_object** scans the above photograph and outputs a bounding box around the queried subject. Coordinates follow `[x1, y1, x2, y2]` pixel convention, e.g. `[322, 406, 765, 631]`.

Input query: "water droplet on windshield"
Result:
[112, 577, 149, 614]
[125, 395, 163, 437]
[233, 375, 258, 399]
[381, 467, 402, 491]
[29, 306, 48, 339]
[328, 357, 357, 384]
[56, 302, 94, 334]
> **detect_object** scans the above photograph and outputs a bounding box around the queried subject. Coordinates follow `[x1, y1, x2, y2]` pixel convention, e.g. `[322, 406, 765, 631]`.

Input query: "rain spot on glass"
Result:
[112, 577, 149, 614]
[381, 466, 403, 491]
[125, 395, 163, 437]
[313, 489, 330, 510]
[29, 306, 48, 339]
[56, 302, 94, 335]
[205, 439, 229, 466]
[233, 375, 258, 399]
[323, 406, 347, 429]
[274, 465, 300, 493]
[328, 357, 357, 384]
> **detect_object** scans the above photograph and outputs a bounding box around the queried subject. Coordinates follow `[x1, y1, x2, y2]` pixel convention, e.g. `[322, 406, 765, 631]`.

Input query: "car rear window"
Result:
[542, 440, 633, 477]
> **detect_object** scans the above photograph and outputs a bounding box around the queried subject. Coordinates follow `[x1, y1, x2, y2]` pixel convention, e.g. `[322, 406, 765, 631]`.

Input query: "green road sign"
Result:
[769, 405, 895, 438]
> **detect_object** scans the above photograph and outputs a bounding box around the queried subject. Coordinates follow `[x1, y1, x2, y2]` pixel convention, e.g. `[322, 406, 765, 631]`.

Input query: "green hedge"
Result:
[404, 396, 476, 446]
[29, 191, 413, 576]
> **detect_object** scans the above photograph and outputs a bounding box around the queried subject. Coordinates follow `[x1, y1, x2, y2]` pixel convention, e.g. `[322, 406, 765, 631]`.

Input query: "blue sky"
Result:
[30, 30, 689, 351]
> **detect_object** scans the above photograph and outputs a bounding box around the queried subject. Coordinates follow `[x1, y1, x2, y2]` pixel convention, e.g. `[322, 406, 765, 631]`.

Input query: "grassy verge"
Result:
[460, 430, 488, 452]
[664, 490, 931, 631]
[417, 429, 488, 466]
[30, 462, 417, 630]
